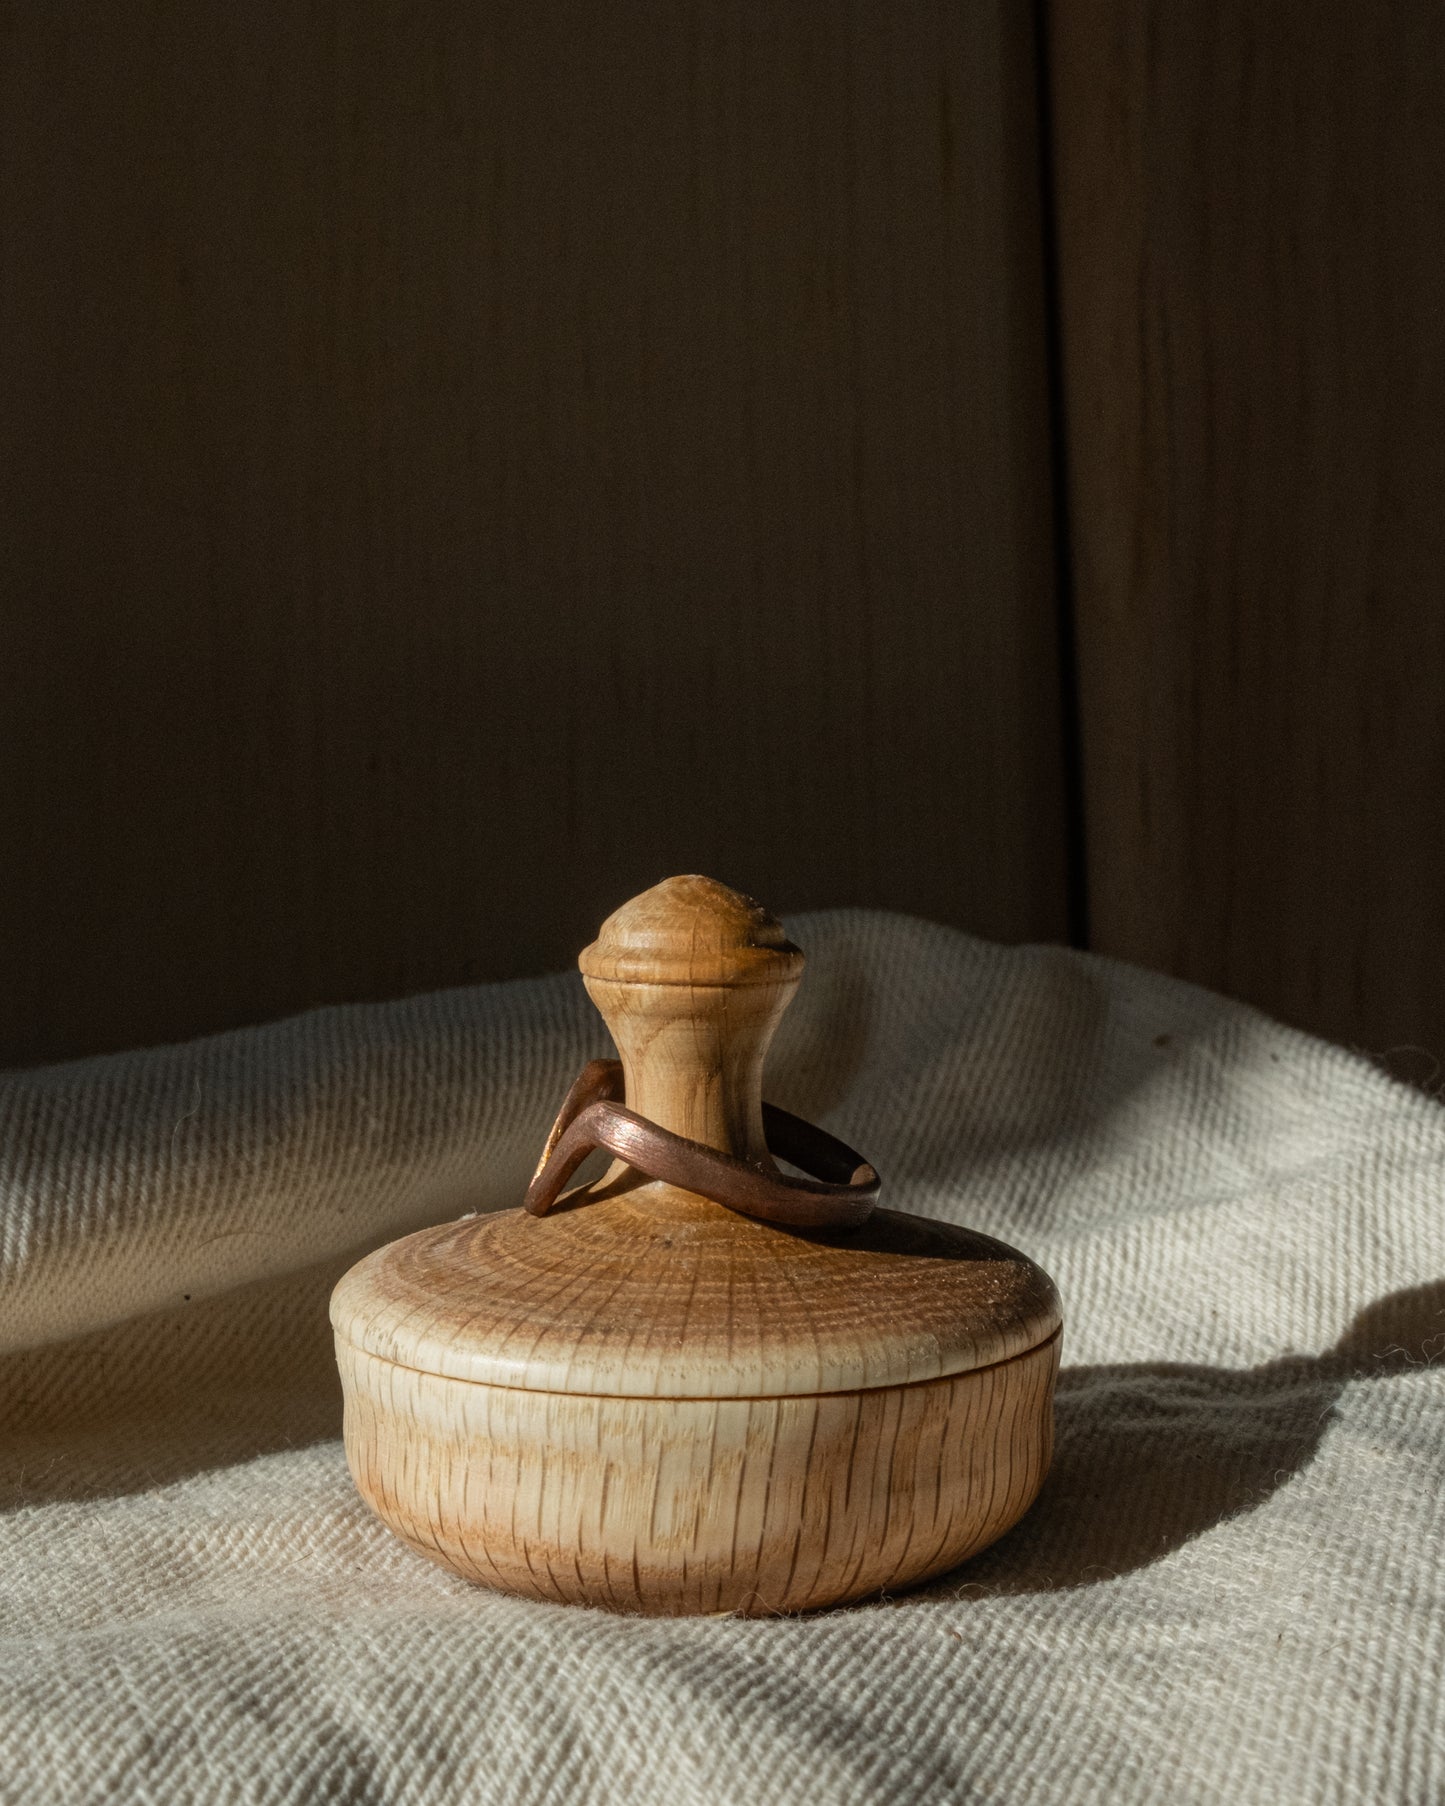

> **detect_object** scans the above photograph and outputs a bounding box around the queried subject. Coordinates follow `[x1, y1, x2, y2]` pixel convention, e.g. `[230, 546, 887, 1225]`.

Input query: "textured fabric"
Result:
[3, 910, 1444, 1804]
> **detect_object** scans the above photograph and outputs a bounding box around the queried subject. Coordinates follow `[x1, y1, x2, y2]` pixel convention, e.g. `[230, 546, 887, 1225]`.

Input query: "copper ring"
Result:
[523, 1059, 880, 1229]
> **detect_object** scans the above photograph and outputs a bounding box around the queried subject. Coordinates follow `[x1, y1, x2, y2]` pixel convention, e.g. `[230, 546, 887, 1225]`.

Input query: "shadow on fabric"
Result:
[0, 1259, 347, 1510]
[932, 1277, 1445, 1597]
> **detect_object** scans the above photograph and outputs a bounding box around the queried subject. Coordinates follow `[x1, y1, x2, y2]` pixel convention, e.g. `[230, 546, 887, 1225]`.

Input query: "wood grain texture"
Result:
[330, 1203, 1062, 1401]
[331, 878, 1061, 1611]
[1049, 1, 1445, 1057]
[336, 1333, 1059, 1616]
[0, 0, 1065, 1067]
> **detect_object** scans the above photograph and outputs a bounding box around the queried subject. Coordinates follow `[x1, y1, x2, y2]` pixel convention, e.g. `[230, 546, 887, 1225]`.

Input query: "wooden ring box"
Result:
[331, 876, 1061, 1615]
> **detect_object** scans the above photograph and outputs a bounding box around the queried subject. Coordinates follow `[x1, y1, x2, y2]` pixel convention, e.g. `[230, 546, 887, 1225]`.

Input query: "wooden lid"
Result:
[331, 1200, 1059, 1399]
[331, 876, 1060, 1399]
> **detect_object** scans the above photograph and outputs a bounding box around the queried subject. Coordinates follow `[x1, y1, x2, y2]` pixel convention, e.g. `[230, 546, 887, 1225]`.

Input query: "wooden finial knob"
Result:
[578, 874, 802, 987]
[578, 875, 802, 1162]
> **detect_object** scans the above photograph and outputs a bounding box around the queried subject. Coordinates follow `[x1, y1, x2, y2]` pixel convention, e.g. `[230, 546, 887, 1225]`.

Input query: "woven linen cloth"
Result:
[3, 909, 1444, 1805]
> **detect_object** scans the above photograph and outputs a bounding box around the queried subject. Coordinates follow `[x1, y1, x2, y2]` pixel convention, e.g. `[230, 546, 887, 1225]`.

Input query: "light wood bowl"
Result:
[332, 877, 1061, 1615]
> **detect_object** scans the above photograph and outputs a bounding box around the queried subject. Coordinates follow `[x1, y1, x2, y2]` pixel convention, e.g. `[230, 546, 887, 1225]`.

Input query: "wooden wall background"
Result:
[0, 1, 1067, 1067]
[4, 2, 1443, 1071]
[1048, 0, 1445, 1066]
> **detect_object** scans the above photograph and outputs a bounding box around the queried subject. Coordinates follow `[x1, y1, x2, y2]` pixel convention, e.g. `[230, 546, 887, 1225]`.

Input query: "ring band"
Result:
[523, 1060, 880, 1229]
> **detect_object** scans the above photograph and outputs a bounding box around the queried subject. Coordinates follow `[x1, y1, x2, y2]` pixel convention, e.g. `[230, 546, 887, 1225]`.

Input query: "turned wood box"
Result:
[331, 876, 1061, 1616]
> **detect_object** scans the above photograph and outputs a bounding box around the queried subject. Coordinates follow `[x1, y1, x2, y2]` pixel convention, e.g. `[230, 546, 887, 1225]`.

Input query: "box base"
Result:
[337, 1330, 1059, 1616]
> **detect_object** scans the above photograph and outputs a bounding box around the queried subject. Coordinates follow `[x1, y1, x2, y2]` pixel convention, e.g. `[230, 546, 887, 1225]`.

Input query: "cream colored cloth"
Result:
[3, 912, 1443, 1804]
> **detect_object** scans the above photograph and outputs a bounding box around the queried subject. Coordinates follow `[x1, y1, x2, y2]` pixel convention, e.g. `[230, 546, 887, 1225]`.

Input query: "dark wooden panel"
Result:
[0, 1, 1064, 1066]
[1050, 1, 1445, 1059]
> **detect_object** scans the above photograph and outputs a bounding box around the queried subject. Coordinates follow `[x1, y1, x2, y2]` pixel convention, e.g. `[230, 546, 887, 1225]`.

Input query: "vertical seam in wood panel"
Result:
[1031, 0, 1090, 951]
